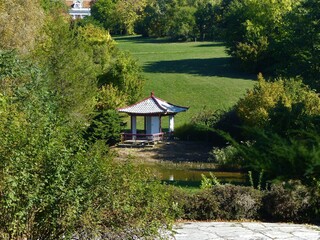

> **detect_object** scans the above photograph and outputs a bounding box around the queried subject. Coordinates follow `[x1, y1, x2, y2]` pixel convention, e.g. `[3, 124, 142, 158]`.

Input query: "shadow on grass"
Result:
[144, 57, 256, 80]
[114, 35, 173, 44]
[194, 43, 225, 48]
[114, 35, 225, 46]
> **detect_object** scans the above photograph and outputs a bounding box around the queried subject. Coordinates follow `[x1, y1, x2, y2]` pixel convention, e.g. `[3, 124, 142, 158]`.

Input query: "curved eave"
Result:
[117, 94, 189, 116]
[118, 110, 187, 116]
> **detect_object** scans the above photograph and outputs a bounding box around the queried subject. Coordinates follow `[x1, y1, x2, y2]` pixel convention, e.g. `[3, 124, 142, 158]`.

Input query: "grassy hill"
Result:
[115, 36, 256, 128]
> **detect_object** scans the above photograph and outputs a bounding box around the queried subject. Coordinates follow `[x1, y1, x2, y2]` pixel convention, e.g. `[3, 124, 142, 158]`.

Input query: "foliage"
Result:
[40, 0, 66, 12]
[96, 84, 128, 110]
[35, 14, 100, 123]
[85, 109, 124, 145]
[223, 76, 320, 183]
[200, 173, 220, 189]
[167, 5, 197, 41]
[90, 0, 118, 32]
[212, 184, 263, 220]
[91, 0, 147, 35]
[0, 50, 30, 90]
[236, 75, 320, 128]
[230, 127, 320, 183]
[0, 11, 172, 238]
[136, 0, 170, 37]
[194, 0, 218, 41]
[98, 51, 145, 104]
[210, 145, 240, 166]
[172, 184, 262, 221]
[262, 181, 317, 222]
[78, 23, 116, 70]
[275, 0, 320, 91]
[172, 188, 220, 220]
[137, 0, 198, 40]
[0, 0, 45, 54]
[172, 180, 319, 223]
[222, 0, 296, 72]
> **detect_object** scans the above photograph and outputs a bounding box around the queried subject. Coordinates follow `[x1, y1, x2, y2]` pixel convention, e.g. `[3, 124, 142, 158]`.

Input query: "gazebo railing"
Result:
[121, 132, 164, 142]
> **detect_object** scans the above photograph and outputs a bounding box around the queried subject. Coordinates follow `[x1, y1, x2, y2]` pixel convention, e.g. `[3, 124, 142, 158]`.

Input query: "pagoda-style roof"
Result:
[118, 92, 189, 115]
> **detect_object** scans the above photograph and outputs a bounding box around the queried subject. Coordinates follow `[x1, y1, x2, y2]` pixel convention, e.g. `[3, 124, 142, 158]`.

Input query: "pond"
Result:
[139, 161, 246, 188]
[115, 141, 247, 188]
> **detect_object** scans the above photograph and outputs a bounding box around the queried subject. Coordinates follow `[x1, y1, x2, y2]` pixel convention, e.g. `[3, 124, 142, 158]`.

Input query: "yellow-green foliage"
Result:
[78, 24, 116, 70]
[96, 84, 128, 110]
[79, 24, 114, 46]
[0, 0, 45, 53]
[236, 74, 320, 127]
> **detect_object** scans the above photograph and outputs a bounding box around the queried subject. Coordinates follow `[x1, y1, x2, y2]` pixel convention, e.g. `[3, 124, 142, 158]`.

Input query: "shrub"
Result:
[181, 190, 219, 220]
[212, 184, 263, 220]
[262, 181, 316, 223]
[209, 145, 241, 166]
[170, 181, 319, 223]
[174, 122, 216, 142]
[172, 185, 262, 221]
[236, 75, 320, 129]
[85, 109, 124, 145]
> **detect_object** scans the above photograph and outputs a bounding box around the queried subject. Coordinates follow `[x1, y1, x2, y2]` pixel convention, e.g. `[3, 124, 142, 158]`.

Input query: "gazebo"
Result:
[118, 92, 188, 144]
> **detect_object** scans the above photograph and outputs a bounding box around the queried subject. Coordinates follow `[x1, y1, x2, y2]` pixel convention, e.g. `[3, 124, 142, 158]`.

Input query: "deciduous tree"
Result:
[0, 0, 45, 54]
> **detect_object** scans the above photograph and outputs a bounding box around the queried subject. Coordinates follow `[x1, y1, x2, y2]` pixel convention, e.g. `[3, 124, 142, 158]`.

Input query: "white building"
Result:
[68, 0, 91, 19]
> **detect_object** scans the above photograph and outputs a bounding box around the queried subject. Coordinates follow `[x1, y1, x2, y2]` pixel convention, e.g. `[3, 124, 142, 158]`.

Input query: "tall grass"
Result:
[115, 36, 255, 128]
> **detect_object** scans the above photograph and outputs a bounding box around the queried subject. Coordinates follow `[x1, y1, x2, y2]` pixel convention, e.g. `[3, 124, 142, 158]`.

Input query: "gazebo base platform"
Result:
[117, 139, 160, 148]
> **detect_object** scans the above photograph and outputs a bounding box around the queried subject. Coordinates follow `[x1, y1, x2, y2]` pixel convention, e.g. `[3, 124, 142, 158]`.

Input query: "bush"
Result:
[170, 180, 319, 223]
[262, 181, 317, 223]
[170, 188, 219, 221]
[174, 122, 216, 142]
[212, 185, 263, 220]
[209, 145, 241, 166]
[236, 76, 320, 129]
[85, 109, 124, 146]
[172, 185, 262, 221]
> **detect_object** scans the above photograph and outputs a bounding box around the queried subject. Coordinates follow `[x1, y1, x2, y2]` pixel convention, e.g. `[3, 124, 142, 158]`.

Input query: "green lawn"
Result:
[114, 36, 256, 128]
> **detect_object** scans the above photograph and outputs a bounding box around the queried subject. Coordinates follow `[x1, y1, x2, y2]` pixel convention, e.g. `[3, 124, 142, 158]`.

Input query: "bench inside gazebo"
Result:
[118, 92, 188, 146]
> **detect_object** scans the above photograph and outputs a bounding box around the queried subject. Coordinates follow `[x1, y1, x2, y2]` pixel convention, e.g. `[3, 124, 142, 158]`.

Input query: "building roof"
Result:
[65, 0, 93, 8]
[118, 92, 189, 115]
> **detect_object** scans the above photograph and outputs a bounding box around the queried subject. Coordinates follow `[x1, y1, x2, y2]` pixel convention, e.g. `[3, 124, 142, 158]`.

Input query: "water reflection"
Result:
[139, 161, 245, 187]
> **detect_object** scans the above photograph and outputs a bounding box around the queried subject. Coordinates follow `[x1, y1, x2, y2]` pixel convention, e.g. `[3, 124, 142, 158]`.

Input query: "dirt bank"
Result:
[112, 141, 213, 163]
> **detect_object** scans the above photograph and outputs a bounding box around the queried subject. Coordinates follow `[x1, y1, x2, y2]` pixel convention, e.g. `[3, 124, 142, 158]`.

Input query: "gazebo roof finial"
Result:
[151, 91, 154, 97]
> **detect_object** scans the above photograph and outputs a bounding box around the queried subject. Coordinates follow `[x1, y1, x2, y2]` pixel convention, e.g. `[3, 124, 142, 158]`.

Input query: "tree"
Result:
[98, 51, 145, 105]
[0, 38, 174, 240]
[275, 0, 320, 91]
[222, 0, 297, 72]
[0, 0, 45, 54]
[167, 5, 197, 40]
[91, 0, 119, 32]
[230, 75, 320, 183]
[137, 0, 170, 37]
[236, 74, 320, 128]
[91, 0, 147, 35]
[35, 15, 101, 124]
[195, 0, 217, 40]
[85, 109, 123, 145]
[115, 0, 147, 35]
